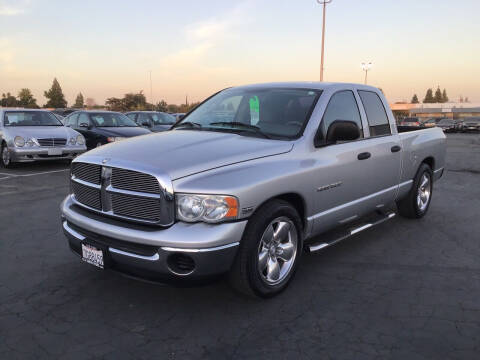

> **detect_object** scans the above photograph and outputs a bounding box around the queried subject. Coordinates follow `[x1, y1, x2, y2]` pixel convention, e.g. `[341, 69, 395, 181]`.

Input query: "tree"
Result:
[442, 89, 449, 103]
[1, 92, 18, 107]
[411, 94, 419, 104]
[17, 88, 38, 108]
[105, 97, 125, 112]
[464, 97, 469, 103]
[123, 92, 147, 110]
[459, 96, 464, 103]
[423, 88, 434, 103]
[156, 100, 168, 112]
[73, 92, 84, 108]
[434, 87, 443, 103]
[44, 78, 67, 108]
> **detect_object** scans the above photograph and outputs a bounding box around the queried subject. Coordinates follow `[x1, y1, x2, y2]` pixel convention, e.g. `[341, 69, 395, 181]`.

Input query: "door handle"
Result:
[357, 152, 371, 160]
[391, 145, 401, 153]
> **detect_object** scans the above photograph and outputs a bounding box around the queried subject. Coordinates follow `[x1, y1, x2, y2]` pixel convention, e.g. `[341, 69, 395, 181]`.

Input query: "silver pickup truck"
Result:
[61, 82, 446, 297]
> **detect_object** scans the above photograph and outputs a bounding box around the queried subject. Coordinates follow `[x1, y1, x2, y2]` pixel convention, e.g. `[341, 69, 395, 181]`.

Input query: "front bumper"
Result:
[61, 196, 247, 282]
[10, 145, 86, 162]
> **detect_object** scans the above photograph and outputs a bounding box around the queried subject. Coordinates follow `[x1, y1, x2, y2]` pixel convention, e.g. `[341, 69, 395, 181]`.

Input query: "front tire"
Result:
[397, 163, 433, 218]
[1, 143, 13, 168]
[229, 200, 303, 298]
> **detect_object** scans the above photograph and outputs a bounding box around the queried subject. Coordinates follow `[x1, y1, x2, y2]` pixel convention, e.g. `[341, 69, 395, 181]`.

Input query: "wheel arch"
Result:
[421, 156, 435, 171]
[254, 192, 307, 231]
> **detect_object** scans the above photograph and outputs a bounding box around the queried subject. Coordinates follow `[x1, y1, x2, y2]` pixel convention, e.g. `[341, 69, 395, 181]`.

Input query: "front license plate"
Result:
[48, 148, 63, 156]
[82, 244, 104, 269]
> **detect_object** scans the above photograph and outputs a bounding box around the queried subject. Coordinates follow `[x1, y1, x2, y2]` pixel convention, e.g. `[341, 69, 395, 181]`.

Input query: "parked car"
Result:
[64, 111, 151, 149]
[61, 82, 446, 297]
[0, 109, 86, 168]
[126, 111, 176, 132]
[462, 118, 480, 132]
[420, 118, 437, 128]
[399, 117, 421, 127]
[53, 108, 77, 117]
[436, 119, 457, 132]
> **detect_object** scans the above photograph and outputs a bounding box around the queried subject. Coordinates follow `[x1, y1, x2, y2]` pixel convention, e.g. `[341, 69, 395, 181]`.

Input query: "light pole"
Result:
[316, 0, 332, 82]
[361, 62, 372, 84]
[149, 70, 153, 110]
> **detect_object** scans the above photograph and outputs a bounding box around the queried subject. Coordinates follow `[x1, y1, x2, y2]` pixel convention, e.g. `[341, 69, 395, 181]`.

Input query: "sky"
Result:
[0, 0, 479, 106]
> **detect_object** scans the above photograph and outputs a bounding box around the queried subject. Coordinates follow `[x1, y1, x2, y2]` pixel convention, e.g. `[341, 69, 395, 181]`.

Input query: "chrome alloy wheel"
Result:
[417, 173, 431, 212]
[257, 217, 298, 285]
[2, 146, 10, 166]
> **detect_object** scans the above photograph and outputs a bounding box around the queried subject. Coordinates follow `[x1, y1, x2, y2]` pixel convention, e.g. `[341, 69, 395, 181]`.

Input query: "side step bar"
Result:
[305, 211, 396, 253]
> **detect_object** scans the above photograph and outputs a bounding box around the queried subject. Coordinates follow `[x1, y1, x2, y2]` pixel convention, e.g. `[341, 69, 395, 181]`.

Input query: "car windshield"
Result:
[173, 87, 322, 139]
[90, 112, 138, 127]
[151, 112, 175, 125]
[3, 111, 63, 126]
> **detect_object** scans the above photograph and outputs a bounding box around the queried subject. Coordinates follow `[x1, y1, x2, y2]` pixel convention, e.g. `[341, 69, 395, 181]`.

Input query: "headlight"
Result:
[76, 135, 85, 145]
[25, 138, 38, 147]
[107, 137, 125, 142]
[176, 194, 238, 223]
[68, 137, 77, 145]
[14, 136, 25, 147]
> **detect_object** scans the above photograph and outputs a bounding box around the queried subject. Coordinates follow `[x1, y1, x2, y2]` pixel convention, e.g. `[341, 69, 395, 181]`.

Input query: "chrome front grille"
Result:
[70, 161, 173, 226]
[72, 162, 102, 185]
[37, 138, 67, 147]
[111, 168, 160, 194]
[71, 181, 101, 210]
[111, 193, 162, 221]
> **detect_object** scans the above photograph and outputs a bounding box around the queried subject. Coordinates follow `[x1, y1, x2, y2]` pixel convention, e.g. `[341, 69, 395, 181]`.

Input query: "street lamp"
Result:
[316, 0, 332, 82]
[361, 62, 372, 84]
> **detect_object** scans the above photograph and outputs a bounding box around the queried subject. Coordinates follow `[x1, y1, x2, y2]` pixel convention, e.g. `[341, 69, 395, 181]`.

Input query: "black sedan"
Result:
[125, 111, 176, 132]
[64, 111, 151, 149]
[436, 119, 457, 133]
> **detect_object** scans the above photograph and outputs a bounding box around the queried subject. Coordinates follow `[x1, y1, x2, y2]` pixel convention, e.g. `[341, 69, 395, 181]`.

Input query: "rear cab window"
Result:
[358, 90, 391, 136]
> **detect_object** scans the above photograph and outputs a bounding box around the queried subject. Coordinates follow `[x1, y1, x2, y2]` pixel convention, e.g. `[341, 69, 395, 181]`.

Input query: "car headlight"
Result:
[176, 194, 238, 223]
[76, 135, 85, 145]
[68, 137, 77, 145]
[14, 136, 25, 147]
[107, 137, 125, 142]
[25, 138, 38, 147]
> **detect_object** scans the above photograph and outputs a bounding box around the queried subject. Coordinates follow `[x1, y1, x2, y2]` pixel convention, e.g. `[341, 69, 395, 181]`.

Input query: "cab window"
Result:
[321, 90, 363, 139]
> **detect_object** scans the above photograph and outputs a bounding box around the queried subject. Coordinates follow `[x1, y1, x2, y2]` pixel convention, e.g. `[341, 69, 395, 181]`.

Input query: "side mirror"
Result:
[79, 123, 90, 129]
[326, 120, 360, 143]
[315, 120, 360, 147]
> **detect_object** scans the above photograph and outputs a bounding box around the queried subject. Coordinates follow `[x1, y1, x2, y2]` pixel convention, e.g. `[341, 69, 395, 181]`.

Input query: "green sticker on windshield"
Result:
[249, 95, 260, 125]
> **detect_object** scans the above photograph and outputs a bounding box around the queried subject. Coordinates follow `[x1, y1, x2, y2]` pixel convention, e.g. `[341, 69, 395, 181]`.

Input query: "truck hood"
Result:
[76, 130, 293, 180]
[5, 125, 79, 139]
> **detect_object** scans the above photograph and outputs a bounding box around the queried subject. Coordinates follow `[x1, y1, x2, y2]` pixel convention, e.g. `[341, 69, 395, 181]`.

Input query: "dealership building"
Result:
[390, 102, 480, 120]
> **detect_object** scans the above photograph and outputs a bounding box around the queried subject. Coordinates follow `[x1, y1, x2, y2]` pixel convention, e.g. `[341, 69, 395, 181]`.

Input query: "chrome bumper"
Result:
[61, 195, 247, 281]
[10, 146, 86, 161]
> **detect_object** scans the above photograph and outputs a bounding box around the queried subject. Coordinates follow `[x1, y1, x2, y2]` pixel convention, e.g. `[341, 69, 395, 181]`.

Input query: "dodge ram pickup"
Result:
[61, 82, 446, 297]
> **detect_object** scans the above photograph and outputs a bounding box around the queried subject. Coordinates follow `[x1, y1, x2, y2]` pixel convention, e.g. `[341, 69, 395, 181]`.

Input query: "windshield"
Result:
[90, 112, 138, 127]
[4, 111, 63, 126]
[151, 112, 175, 125]
[174, 87, 321, 139]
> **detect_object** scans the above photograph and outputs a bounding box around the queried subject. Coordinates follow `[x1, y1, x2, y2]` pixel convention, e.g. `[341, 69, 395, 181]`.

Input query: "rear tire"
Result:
[397, 163, 433, 219]
[229, 199, 303, 298]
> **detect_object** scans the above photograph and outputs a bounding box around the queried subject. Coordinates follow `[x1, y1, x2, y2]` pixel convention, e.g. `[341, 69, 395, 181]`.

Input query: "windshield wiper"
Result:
[172, 121, 202, 129]
[209, 121, 272, 139]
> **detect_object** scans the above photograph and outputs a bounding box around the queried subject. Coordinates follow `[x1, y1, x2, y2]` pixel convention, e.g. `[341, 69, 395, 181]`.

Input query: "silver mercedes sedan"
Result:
[0, 108, 87, 168]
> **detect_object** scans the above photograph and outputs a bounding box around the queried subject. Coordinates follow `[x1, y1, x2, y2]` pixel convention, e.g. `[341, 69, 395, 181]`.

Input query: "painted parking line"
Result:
[0, 168, 69, 180]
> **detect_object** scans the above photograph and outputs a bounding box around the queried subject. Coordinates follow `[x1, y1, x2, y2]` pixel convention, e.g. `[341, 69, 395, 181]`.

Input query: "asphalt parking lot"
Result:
[1, 133, 479, 360]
